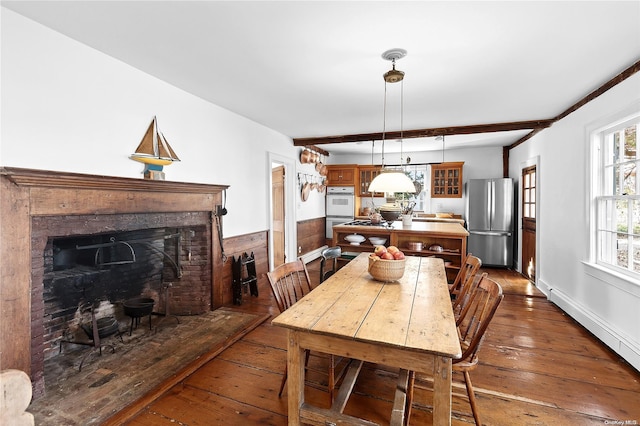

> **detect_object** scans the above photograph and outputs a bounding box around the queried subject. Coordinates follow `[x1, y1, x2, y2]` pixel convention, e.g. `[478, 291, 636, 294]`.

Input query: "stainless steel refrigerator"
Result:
[466, 178, 514, 267]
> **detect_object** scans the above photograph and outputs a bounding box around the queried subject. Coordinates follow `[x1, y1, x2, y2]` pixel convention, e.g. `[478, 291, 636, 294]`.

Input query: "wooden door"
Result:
[272, 165, 286, 267]
[522, 165, 536, 282]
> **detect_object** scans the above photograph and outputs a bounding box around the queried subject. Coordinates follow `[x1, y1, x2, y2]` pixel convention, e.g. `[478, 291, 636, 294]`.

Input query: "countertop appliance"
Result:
[466, 178, 514, 267]
[326, 186, 355, 238]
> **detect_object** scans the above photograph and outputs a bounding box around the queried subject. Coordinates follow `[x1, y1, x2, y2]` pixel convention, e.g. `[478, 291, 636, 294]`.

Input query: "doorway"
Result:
[272, 165, 286, 267]
[268, 153, 296, 271]
[522, 165, 536, 282]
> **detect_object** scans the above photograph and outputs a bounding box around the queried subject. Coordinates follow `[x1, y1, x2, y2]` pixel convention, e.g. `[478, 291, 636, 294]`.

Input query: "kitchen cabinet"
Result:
[431, 162, 464, 198]
[357, 166, 385, 197]
[332, 221, 468, 282]
[326, 165, 356, 186]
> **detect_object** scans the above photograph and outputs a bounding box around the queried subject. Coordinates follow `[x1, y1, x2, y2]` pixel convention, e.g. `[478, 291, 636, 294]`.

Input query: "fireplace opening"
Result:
[32, 217, 212, 398]
[44, 228, 181, 360]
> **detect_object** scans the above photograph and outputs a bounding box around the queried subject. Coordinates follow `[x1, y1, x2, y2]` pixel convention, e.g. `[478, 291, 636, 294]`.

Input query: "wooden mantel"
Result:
[0, 167, 229, 377]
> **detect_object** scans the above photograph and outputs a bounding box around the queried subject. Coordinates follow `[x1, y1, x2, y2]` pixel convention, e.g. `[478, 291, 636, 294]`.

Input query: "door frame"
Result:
[518, 156, 540, 283]
[267, 152, 297, 271]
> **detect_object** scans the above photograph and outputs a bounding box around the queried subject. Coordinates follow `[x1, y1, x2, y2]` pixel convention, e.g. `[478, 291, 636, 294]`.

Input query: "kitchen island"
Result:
[333, 220, 469, 281]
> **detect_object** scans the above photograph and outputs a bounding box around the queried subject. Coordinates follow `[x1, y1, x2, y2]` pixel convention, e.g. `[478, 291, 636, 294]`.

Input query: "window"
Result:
[594, 112, 640, 276]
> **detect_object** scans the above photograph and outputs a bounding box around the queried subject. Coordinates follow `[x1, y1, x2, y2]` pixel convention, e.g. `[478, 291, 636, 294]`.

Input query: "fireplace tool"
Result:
[151, 283, 180, 332]
[59, 301, 124, 371]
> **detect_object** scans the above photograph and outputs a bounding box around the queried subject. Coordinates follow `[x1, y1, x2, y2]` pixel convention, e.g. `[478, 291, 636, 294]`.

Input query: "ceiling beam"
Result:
[508, 58, 640, 151]
[294, 58, 640, 151]
[293, 120, 554, 146]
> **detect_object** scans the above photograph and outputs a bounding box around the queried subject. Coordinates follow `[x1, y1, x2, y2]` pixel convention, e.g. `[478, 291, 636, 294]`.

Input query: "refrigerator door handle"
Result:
[487, 181, 493, 228]
[470, 230, 512, 237]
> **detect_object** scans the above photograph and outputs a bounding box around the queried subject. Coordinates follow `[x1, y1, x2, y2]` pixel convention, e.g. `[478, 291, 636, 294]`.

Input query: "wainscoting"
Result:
[297, 217, 326, 255]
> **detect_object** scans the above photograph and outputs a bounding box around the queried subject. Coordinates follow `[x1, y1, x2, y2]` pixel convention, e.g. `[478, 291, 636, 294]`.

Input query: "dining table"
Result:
[271, 252, 462, 425]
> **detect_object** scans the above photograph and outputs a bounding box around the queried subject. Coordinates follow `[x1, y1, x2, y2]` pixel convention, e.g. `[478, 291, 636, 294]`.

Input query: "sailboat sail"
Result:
[130, 117, 180, 166]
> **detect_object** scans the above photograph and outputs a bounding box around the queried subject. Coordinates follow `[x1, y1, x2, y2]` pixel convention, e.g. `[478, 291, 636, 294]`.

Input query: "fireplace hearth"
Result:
[0, 167, 228, 398]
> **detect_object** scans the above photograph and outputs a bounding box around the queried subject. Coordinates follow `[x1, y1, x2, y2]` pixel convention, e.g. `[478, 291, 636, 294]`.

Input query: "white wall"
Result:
[509, 72, 640, 371]
[0, 9, 324, 257]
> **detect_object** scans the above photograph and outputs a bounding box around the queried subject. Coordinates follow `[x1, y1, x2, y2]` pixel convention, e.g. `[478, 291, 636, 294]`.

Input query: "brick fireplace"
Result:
[0, 168, 228, 398]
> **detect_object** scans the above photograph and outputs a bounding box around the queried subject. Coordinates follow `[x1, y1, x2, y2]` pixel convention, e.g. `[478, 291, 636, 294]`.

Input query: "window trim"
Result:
[589, 101, 640, 281]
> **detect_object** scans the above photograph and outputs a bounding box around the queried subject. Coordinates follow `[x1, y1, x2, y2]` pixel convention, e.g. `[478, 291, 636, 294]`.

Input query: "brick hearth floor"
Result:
[27, 308, 267, 425]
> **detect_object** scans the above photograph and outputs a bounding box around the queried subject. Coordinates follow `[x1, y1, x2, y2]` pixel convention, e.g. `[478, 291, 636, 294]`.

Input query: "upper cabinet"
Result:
[357, 166, 385, 197]
[326, 165, 356, 186]
[431, 162, 464, 198]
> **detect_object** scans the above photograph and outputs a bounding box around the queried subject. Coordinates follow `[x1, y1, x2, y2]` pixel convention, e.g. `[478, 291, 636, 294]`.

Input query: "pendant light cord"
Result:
[400, 79, 405, 171]
[381, 80, 387, 168]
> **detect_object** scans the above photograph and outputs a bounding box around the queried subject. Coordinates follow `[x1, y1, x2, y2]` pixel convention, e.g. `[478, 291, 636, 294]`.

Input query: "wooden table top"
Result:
[272, 253, 462, 359]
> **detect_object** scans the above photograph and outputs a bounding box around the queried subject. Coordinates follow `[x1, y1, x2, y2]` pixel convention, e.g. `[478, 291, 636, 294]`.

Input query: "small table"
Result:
[272, 253, 461, 425]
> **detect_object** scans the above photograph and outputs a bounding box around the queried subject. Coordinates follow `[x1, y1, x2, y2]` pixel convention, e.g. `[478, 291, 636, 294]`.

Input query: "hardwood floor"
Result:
[124, 261, 640, 425]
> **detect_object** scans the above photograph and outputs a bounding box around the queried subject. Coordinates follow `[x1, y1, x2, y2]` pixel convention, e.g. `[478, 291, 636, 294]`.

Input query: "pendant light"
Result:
[368, 49, 416, 194]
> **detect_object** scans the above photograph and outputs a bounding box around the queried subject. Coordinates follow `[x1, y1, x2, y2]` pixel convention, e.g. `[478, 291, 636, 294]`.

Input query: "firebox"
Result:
[44, 227, 184, 363]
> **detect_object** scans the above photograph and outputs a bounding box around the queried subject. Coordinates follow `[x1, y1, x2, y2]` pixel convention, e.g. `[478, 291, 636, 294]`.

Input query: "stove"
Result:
[343, 220, 394, 228]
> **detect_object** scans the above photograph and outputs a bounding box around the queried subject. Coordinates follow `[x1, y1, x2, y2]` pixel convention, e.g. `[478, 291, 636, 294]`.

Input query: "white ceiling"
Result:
[3, 1, 640, 155]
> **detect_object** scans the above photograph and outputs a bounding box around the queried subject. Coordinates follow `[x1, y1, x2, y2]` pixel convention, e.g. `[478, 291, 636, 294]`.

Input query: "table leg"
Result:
[432, 355, 452, 426]
[287, 331, 305, 426]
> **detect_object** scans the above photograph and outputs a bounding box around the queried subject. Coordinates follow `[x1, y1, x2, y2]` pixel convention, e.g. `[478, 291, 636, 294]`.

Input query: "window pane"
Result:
[616, 199, 629, 234]
[599, 228, 618, 264]
[633, 236, 640, 272]
[623, 128, 637, 160]
[623, 162, 636, 195]
[531, 171, 535, 187]
[530, 206, 535, 219]
[603, 133, 617, 166]
[524, 173, 529, 188]
[531, 187, 536, 203]
[524, 188, 529, 203]
[633, 200, 640, 237]
[524, 204, 529, 218]
[617, 240, 628, 268]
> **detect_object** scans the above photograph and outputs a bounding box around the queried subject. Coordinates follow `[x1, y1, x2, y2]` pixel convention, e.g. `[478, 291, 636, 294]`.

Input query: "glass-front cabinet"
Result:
[431, 162, 464, 198]
[357, 166, 385, 197]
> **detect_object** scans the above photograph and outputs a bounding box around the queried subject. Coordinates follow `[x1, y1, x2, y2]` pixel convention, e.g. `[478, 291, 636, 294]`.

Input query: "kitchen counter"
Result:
[355, 215, 465, 225]
[333, 221, 468, 281]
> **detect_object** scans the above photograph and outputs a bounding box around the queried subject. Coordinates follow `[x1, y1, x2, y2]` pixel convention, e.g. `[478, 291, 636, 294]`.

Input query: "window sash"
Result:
[595, 119, 640, 276]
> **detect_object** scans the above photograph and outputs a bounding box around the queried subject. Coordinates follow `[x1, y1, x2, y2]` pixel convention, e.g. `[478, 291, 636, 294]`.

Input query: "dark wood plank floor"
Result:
[124, 261, 640, 425]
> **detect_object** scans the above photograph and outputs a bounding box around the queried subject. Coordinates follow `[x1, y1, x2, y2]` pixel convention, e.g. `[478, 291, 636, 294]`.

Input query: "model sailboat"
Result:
[130, 116, 180, 179]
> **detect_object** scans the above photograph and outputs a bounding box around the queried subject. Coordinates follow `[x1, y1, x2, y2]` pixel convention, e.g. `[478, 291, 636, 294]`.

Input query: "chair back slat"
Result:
[451, 255, 483, 322]
[456, 274, 503, 363]
[267, 259, 313, 313]
[450, 253, 482, 298]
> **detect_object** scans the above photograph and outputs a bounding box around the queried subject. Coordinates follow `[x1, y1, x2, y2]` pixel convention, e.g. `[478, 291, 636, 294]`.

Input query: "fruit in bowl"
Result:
[368, 245, 406, 282]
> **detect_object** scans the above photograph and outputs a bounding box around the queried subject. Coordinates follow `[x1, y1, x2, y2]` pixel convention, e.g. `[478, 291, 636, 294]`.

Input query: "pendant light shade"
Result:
[368, 169, 416, 193]
[368, 48, 415, 195]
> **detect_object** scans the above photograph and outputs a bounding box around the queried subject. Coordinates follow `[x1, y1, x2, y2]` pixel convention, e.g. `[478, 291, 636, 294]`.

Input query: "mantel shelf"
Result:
[0, 167, 229, 194]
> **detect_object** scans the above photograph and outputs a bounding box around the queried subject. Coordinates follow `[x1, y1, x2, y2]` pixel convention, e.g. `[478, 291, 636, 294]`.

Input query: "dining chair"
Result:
[449, 253, 482, 325]
[320, 246, 342, 283]
[449, 253, 482, 298]
[403, 273, 503, 425]
[267, 259, 348, 404]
